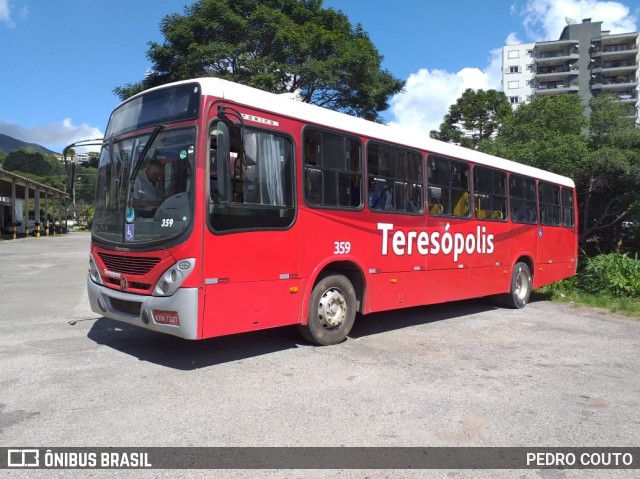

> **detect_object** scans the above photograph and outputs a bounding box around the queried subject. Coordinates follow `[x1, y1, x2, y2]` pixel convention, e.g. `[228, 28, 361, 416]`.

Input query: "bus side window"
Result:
[473, 166, 507, 221]
[304, 128, 362, 209]
[367, 143, 423, 214]
[369, 178, 392, 210]
[539, 181, 561, 226]
[510, 174, 538, 224]
[428, 155, 469, 218]
[562, 187, 575, 227]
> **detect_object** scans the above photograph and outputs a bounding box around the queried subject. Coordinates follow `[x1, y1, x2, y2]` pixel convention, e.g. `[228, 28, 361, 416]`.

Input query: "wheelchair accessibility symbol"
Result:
[538, 228, 543, 238]
[125, 224, 135, 242]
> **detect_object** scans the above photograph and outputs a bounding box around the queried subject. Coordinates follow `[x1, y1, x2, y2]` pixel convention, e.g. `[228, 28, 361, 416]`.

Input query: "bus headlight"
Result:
[152, 258, 196, 297]
[88, 253, 103, 285]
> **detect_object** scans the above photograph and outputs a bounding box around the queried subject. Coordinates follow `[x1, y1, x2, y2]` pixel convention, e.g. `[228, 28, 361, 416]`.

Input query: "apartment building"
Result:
[54, 152, 91, 164]
[502, 18, 639, 117]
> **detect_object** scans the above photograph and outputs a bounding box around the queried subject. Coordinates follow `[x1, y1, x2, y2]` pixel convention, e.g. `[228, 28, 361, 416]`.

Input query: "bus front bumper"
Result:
[87, 275, 199, 340]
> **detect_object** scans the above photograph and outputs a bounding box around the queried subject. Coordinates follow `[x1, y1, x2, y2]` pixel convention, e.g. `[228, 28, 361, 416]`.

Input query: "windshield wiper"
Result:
[125, 124, 165, 208]
[129, 124, 165, 183]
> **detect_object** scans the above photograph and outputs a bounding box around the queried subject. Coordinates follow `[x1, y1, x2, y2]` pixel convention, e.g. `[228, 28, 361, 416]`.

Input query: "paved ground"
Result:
[0, 233, 638, 478]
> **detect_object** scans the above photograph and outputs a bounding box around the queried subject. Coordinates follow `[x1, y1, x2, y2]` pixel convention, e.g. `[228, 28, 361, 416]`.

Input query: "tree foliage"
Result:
[580, 95, 640, 248]
[75, 165, 98, 203]
[430, 89, 512, 149]
[86, 152, 99, 169]
[477, 93, 640, 250]
[589, 93, 638, 150]
[114, 0, 404, 122]
[480, 94, 589, 176]
[3, 149, 65, 178]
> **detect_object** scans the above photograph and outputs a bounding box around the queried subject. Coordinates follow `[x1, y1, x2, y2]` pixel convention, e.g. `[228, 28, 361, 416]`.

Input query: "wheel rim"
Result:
[318, 287, 347, 330]
[514, 269, 530, 301]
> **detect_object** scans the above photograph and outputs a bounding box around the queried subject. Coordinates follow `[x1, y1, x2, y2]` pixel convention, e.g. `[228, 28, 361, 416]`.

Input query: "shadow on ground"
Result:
[87, 298, 502, 370]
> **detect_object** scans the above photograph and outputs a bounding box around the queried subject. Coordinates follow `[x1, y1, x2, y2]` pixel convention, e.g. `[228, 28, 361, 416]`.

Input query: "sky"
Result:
[0, 0, 638, 153]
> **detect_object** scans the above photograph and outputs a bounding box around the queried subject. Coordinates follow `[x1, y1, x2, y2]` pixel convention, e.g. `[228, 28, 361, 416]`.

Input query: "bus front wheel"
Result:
[503, 262, 532, 309]
[299, 273, 356, 346]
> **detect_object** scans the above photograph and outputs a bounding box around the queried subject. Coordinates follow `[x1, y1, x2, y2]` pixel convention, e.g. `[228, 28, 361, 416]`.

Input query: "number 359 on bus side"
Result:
[333, 241, 351, 255]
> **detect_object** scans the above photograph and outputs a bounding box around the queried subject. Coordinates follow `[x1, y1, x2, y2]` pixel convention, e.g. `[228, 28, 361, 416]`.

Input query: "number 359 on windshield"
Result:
[333, 241, 351, 255]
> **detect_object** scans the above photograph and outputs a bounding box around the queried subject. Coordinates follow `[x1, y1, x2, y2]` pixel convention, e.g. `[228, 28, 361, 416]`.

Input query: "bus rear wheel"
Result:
[299, 273, 356, 346]
[503, 262, 532, 309]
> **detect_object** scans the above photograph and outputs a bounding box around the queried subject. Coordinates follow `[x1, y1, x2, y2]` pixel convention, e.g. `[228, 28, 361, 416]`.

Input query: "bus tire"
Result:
[503, 262, 532, 309]
[299, 273, 356, 346]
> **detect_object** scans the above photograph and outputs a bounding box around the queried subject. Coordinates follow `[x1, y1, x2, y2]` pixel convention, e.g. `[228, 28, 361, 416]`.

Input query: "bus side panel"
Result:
[507, 221, 538, 279]
[299, 208, 429, 314]
[465, 219, 512, 297]
[536, 226, 576, 287]
[422, 217, 512, 301]
[368, 271, 431, 312]
[534, 261, 577, 288]
[203, 279, 303, 338]
[201, 227, 303, 338]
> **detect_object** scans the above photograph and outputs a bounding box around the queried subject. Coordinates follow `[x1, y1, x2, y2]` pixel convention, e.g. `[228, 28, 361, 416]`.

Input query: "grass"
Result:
[534, 283, 640, 318]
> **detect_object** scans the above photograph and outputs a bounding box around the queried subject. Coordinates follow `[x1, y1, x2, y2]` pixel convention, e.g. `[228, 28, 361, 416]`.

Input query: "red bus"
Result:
[87, 78, 578, 345]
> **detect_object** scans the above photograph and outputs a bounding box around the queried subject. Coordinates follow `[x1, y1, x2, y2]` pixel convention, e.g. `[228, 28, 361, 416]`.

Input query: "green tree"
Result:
[580, 95, 640, 248]
[430, 89, 512, 149]
[114, 0, 404, 122]
[480, 93, 640, 249]
[589, 93, 637, 150]
[3, 149, 65, 177]
[75, 165, 98, 203]
[86, 152, 100, 169]
[64, 147, 76, 162]
[481, 94, 588, 175]
[577, 146, 639, 246]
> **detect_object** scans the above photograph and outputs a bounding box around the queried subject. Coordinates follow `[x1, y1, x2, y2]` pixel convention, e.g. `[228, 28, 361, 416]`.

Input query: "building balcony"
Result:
[592, 47, 639, 60]
[617, 93, 638, 104]
[594, 32, 639, 45]
[601, 78, 638, 91]
[535, 66, 579, 81]
[536, 39, 579, 51]
[535, 53, 579, 65]
[535, 82, 580, 95]
[594, 63, 638, 75]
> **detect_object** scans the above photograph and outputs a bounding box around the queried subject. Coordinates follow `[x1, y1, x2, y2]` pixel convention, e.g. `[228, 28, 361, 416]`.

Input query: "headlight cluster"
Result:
[153, 258, 196, 297]
[88, 254, 103, 285]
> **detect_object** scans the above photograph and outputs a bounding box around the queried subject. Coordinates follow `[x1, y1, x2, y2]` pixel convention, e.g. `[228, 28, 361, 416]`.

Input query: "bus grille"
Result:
[97, 252, 161, 276]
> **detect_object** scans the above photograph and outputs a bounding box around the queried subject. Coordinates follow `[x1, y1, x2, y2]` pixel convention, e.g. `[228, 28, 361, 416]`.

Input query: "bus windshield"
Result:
[93, 127, 196, 245]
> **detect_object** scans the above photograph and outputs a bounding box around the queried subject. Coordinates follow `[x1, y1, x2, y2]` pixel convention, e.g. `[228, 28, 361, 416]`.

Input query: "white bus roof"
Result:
[138, 77, 575, 188]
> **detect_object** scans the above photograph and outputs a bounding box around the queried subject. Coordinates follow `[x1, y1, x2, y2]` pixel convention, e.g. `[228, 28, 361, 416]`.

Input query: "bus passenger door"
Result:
[201, 228, 301, 338]
[201, 116, 301, 338]
[536, 182, 568, 286]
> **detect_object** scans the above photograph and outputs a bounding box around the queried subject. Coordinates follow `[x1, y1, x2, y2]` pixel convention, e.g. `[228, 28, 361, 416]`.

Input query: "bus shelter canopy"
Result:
[0, 167, 68, 200]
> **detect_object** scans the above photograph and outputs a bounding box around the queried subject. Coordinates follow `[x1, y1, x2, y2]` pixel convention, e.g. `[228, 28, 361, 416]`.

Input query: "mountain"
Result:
[0, 133, 59, 155]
